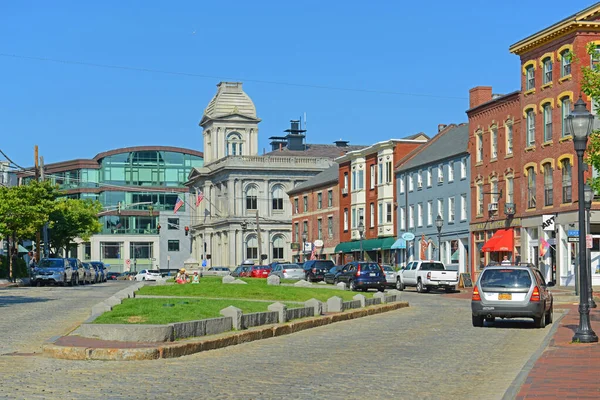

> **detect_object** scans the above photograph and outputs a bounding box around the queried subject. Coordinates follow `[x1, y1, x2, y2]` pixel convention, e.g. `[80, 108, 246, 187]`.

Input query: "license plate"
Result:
[499, 293, 512, 300]
[439, 281, 447, 285]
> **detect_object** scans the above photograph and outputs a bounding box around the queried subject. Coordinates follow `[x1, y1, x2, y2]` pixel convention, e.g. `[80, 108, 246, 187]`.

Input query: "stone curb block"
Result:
[46, 301, 410, 361]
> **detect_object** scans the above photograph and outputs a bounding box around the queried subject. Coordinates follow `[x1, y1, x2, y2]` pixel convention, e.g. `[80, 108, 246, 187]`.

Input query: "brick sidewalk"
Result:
[514, 305, 600, 399]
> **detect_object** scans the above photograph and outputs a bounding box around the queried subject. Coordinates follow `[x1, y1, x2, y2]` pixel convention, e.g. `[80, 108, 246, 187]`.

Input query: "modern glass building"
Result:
[20, 146, 203, 272]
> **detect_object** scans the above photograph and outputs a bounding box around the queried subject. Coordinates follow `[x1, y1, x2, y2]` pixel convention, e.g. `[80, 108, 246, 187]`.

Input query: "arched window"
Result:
[246, 235, 258, 260]
[245, 185, 258, 211]
[272, 185, 284, 211]
[225, 132, 243, 156]
[543, 163, 553, 206]
[543, 103, 552, 142]
[527, 167, 537, 209]
[476, 180, 483, 215]
[562, 159, 572, 203]
[272, 235, 284, 260]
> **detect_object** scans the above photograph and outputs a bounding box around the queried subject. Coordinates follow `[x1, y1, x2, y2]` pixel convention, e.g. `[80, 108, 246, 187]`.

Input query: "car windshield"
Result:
[282, 264, 300, 269]
[480, 269, 532, 288]
[147, 270, 160, 274]
[420, 262, 445, 271]
[38, 259, 63, 268]
[382, 266, 394, 272]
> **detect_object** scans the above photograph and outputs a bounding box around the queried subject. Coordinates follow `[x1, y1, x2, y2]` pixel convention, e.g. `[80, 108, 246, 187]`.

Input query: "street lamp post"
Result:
[435, 215, 444, 262]
[567, 97, 598, 343]
[301, 231, 308, 263]
[584, 184, 597, 308]
[358, 222, 365, 261]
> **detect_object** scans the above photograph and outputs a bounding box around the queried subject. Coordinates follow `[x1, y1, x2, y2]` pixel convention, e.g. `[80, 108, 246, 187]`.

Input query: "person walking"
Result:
[501, 255, 511, 265]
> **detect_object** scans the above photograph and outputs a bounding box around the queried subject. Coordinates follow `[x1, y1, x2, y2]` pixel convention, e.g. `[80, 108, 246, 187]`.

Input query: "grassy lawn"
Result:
[93, 298, 301, 325]
[138, 276, 367, 302]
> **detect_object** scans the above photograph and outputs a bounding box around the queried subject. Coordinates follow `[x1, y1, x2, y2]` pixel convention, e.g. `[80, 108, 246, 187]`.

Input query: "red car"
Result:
[250, 265, 272, 278]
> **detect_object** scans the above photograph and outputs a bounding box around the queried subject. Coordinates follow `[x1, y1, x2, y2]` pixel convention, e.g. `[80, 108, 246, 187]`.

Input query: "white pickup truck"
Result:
[398, 260, 459, 293]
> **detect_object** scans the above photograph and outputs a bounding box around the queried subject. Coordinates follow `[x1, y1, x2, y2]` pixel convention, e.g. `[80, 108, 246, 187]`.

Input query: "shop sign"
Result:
[542, 215, 555, 231]
[290, 242, 300, 250]
[402, 232, 415, 241]
[314, 240, 324, 248]
[471, 218, 522, 232]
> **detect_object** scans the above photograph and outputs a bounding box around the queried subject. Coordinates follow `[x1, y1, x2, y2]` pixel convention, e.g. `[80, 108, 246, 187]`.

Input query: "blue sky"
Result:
[0, 1, 591, 167]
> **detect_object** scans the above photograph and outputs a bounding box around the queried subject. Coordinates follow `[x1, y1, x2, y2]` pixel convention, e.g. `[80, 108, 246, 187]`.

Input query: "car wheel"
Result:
[534, 313, 546, 329]
[377, 286, 385, 292]
[349, 280, 357, 291]
[416, 279, 424, 293]
[472, 315, 484, 327]
[396, 279, 404, 291]
[545, 303, 553, 325]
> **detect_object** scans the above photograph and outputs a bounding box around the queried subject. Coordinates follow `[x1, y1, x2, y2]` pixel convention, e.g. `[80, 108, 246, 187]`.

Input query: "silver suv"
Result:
[471, 263, 554, 328]
[32, 258, 74, 286]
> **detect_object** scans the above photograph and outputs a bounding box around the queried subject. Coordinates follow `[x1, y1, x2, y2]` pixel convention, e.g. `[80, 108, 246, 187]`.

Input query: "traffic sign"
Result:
[568, 237, 580, 243]
[568, 230, 580, 237]
[125, 259, 131, 265]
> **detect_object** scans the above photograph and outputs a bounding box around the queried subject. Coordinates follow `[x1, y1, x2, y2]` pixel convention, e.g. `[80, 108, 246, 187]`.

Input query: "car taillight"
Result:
[283, 269, 287, 274]
[356, 265, 361, 277]
[531, 286, 540, 302]
[472, 286, 481, 301]
[427, 272, 431, 280]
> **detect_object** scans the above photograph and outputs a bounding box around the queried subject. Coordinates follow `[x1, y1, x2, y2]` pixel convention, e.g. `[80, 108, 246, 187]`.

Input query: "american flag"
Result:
[196, 190, 204, 207]
[310, 243, 317, 260]
[173, 197, 184, 214]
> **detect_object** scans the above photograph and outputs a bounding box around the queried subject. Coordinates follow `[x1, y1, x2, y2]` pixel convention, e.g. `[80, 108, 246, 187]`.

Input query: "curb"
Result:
[43, 301, 409, 361]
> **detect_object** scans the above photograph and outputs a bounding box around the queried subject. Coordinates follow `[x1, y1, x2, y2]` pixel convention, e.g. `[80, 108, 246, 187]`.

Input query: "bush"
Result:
[0, 255, 28, 279]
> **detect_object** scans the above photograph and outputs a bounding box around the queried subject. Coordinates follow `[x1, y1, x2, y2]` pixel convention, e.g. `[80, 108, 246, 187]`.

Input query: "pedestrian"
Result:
[191, 271, 200, 284]
[27, 251, 37, 280]
[501, 255, 511, 265]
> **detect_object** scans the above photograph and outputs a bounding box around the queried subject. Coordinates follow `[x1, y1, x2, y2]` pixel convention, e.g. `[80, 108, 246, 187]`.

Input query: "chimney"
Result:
[469, 86, 493, 109]
[284, 119, 307, 151]
[334, 139, 349, 147]
[438, 124, 447, 133]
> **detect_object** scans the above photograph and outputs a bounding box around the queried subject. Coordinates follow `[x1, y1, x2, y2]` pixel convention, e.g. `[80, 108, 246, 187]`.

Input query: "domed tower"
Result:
[200, 82, 261, 164]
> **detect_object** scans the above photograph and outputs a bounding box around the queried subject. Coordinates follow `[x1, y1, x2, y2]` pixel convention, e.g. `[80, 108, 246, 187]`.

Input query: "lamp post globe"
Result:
[568, 97, 598, 343]
[358, 222, 365, 261]
[435, 215, 444, 262]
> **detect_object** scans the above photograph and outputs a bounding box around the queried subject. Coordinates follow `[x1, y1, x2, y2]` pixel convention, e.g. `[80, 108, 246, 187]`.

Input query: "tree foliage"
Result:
[579, 43, 600, 193]
[48, 198, 103, 254]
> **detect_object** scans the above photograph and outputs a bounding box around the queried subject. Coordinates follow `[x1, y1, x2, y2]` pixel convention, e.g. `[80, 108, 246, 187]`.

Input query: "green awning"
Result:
[335, 237, 397, 253]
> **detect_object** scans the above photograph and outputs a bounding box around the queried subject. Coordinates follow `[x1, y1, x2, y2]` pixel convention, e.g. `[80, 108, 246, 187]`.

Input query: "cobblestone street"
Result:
[0, 287, 554, 399]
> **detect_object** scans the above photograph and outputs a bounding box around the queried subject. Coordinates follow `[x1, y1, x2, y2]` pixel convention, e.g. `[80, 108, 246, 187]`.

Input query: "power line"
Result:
[0, 148, 26, 170]
[0, 52, 468, 101]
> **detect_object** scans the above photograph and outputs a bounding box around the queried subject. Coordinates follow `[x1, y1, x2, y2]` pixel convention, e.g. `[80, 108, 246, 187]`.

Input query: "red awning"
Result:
[482, 228, 514, 252]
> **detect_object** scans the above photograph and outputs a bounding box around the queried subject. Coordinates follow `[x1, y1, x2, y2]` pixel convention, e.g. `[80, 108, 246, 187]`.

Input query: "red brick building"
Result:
[288, 165, 340, 263]
[467, 88, 522, 280]
[335, 136, 427, 264]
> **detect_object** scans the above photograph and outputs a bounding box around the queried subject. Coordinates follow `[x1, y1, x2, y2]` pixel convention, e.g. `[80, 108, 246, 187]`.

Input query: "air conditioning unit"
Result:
[342, 188, 348, 195]
[417, 181, 423, 188]
[488, 202, 499, 212]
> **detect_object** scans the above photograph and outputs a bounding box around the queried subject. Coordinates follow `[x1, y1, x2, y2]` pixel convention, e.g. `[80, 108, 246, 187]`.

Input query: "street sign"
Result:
[568, 237, 580, 243]
[587, 234, 593, 249]
[568, 230, 580, 237]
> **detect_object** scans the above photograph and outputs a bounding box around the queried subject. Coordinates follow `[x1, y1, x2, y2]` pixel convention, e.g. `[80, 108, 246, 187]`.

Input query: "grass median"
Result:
[138, 277, 371, 302]
[93, 298, 302, 325]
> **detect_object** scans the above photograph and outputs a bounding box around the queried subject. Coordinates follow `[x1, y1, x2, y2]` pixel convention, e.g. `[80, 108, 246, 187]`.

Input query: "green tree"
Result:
[48, 198, 102, 255]
[0, 180, 58, 279]
[579, 43, 600, 192]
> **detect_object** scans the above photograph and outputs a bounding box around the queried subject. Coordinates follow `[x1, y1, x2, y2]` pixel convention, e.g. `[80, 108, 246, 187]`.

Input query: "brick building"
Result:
[466, 88, 522, 280]
[508, 3, 600, 286]
[335, 136, 428, 264]
[287, 165, 340, 263]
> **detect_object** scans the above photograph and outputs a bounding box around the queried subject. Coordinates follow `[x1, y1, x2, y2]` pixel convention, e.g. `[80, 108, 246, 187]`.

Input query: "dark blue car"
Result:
[337, 261, 386, 292]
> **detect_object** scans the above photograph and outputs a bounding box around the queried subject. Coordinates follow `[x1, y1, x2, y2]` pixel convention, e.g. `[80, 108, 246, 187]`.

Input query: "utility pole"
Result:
[256, 211, 262, 265]
[40, 156, 49, 258]
[34, 145, 41, 261]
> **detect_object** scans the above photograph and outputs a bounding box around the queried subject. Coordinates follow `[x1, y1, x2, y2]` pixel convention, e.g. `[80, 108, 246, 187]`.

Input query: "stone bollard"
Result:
[267, 275, 281, 286]
[352, 294, 366, 307]
[222, 275, 235, 284]
[294, 280, 312, 287]
[336, 282, 346, 290]
[373, 292, 386, 304]
[220, 306, 243, 330]
[268, 302, 287, 323]
[305, 298, 323, 316]
[326, 296, 343, 313]
[387, 289, 402, 302]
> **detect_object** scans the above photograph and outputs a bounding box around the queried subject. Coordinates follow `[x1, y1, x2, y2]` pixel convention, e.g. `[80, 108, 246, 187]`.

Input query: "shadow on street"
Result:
[0, 296, 53, 307]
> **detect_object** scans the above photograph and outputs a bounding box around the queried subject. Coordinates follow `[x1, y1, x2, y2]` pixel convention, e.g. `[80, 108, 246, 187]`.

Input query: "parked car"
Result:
[336, 261, 386, 292]
[89, 261, 108, 282]
[381, 265, 398, 288]
[398, 260, 459, 293]
[471, 263, 554, 328]
[135, 269, 161, 281]
[250, 265, 272, 278]
[205, 267, 231, 277]
[117, 272, 137, 280]
[66, 258, 87, 285]
[269, 263, 304, 280]
[302, 260, 335, 282]
[31, 258, 74, 286]
[83, 262, 98, 284]
[107, 271, 122, 280]
[323, 265, 345, 284]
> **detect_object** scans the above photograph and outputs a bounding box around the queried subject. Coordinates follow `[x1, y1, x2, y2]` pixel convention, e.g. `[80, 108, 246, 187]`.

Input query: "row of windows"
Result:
[293, 190, 334, 214]
[399, 158, 467, 193]
[475, 176, 514, 216]
[399, 194, 467, 229]
[341, 201, 394, 231]
[475, 121, 513, 163]
[343, 161, 394, 193]
[244, 235, 286, 260]
[524, 96, 572, 147]
[524, 159, 572, 209]
[524, 48, 572, 91]
[293, 217, 334, 242]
